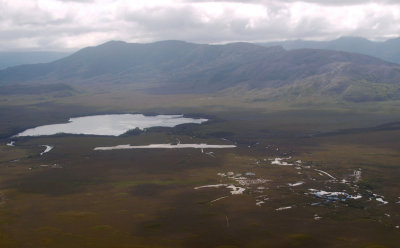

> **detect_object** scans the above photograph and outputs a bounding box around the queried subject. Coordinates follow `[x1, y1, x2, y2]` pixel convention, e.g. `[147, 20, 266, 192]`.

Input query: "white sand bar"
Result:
[194, 184, 245, 195]
[16, 114, 208, 137]
[271, 158, 293, 166]
[276, 206, 293, 211]
[194, 184, 228, 190]
[94, 143, 236, 150]
[376, 197, 388, 204]
[226, 185, 246, 195]
[40, 145, 54, 156]
[288, 181, 304, 187]
[6, 141, 15, 146]
[210, 196, 229, 203]
[314, 169, 337, 180]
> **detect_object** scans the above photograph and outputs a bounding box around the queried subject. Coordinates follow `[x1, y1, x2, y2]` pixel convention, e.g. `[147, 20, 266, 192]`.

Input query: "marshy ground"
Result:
[0, 105, 399, 248]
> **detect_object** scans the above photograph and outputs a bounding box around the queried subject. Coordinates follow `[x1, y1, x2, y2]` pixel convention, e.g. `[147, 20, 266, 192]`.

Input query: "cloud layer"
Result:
[0, 0, 399, 51]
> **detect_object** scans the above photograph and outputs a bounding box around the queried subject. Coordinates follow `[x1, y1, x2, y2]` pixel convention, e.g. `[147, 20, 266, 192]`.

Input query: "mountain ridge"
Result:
[0, 40, 399, 102]
[259, 36, 400, 65]
[0, 51, 71, 70]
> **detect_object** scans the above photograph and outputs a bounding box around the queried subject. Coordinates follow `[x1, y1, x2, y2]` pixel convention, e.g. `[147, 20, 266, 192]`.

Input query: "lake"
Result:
[16, 114, 208, 136]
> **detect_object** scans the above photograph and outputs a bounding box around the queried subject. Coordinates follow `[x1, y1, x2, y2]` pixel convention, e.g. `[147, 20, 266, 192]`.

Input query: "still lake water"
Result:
[16, 114, 208, 136]
[94, 143, 236, 150]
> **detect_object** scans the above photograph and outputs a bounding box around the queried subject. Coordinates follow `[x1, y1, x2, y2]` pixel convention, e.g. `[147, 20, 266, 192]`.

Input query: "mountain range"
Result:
[259, 36, 400, 65]
[0, 51, 71, 70]
[0, 40, 399, 102]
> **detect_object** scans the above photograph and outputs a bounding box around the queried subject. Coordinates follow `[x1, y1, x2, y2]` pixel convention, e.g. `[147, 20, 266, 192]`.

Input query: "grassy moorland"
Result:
[0, 89, 399, 248]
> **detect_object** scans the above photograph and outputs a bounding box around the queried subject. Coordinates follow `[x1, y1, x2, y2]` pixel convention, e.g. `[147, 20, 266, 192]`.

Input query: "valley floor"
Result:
[0, 93, 399, 248]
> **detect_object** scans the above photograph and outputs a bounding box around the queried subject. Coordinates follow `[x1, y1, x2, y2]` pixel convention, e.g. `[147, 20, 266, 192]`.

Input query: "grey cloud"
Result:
[119, 3, 322, 42]
[123, 6, 203, 32]
[0, 0, 399, 51]
[122, 6, 277, 43]
[184, 0, 400, 6]
[56, 0, 94, 2]
[279, 0, 400, 6]
[0, 3, 75, 27]
[121, 1, 399, 43]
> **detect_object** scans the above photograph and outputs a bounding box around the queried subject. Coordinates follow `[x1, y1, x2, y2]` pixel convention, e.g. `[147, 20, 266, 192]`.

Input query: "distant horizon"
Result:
[1, 35, 399, 53]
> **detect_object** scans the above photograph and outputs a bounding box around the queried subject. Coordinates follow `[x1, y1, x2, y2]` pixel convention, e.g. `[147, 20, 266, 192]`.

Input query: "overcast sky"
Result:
[1, 0, 399, 51]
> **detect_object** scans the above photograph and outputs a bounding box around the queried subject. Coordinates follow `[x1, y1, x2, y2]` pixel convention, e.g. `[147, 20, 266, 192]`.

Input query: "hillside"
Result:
[0, 40, 399, 102]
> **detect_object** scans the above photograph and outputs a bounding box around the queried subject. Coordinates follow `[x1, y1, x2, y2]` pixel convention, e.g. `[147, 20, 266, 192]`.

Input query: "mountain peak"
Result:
[98, 40, 128, 46]
[335, 36, 369, 41]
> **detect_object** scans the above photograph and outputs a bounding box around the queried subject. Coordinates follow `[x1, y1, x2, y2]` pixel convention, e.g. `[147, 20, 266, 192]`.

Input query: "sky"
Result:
[0, 0, 399, 51]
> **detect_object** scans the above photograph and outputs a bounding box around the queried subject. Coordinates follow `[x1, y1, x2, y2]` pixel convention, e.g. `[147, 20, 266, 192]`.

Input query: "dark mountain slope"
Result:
[0, 41, 285, 87]
[0, 40, 399, 101]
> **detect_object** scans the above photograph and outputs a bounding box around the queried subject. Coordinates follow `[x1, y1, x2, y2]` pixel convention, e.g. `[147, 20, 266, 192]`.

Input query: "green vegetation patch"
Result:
[342, 81, 399, 102]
